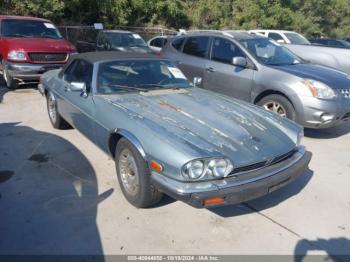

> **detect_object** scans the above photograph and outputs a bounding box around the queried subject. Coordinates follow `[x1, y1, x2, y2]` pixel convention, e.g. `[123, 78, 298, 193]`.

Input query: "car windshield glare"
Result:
[97, 60, 191, 94]
[106, 33, 147, 47]
[239, 38, 303, 66]
[1, 19, 63, 39]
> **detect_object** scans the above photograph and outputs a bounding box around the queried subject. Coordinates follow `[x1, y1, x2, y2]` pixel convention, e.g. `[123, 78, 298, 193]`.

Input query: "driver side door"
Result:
[59, 59, 96, 141]
[203, 37, 255, 101]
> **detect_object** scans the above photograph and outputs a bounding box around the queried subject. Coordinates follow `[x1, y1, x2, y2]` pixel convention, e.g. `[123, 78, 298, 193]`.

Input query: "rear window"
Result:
[1, 19, 62, 39]
[171, 37, 185, 50]
[150, 37, 166, 48]
[183, 36, 210, 58]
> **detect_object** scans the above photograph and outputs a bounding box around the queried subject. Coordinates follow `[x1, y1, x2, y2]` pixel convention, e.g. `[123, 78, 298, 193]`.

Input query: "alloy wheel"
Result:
[118, 148, 140, 196]
[263, 101, 287, 117]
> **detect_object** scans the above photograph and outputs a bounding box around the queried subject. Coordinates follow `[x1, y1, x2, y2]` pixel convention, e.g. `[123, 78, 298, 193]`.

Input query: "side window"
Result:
[171, 37, 185, 50]
[211, 38, 245, 64]
[64, 60, 93, 90]
[63, 60, 79, 83]
[183, 36, 210, 58]
[150, 39, 156, 47]
[268, 33, 284, 42]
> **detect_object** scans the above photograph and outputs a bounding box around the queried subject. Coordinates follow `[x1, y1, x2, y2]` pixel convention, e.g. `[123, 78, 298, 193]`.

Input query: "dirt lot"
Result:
[0, 85, 349, 257]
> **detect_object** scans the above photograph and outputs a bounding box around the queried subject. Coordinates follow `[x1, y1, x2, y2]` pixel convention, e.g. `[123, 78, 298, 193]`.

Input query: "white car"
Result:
[249, 30, 310, 45]
[147, 35, 168, 52]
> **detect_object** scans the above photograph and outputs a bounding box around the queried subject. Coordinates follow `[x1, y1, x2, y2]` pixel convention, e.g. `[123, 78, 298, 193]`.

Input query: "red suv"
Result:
[0, 16, 76, 89]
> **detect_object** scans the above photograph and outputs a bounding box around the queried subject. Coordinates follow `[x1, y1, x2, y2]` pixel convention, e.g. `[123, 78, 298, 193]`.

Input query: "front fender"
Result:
[108, 128, 147, 160]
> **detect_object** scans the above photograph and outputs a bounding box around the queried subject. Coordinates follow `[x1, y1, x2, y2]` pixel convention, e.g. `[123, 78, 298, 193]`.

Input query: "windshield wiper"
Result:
[136, 84, 182, 90]
[110, 84, 149, 92]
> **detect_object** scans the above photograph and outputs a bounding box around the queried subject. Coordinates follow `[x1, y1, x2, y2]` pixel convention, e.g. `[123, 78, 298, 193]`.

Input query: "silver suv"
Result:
[161, 31, 350, 128]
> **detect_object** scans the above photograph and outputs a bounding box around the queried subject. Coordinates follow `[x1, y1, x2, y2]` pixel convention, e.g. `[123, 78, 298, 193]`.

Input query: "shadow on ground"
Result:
[305, 121, 350, 139]
[294, 238, 350, 262]
[0, 122, 112, 256]
[209, 168, 314, 217]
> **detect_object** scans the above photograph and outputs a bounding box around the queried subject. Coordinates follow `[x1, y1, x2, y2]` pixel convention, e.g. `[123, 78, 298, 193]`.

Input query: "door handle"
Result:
[206, 67, 216, 73]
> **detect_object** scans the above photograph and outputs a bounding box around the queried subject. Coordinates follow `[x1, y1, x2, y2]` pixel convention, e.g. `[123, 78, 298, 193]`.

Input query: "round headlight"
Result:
[209, 159, 229, 177]
[184, 160, 204, 179]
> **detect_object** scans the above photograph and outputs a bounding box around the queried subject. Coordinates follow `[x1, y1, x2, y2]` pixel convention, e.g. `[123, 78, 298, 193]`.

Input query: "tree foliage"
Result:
[1, 0, 350, 37]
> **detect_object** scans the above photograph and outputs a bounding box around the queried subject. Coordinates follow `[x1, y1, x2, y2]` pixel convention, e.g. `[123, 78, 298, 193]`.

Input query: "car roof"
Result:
[176, 30, 265, 41]
[250, 29, 297, 34]
[74, 51, 159, 64]
[0, 15, 50, 22]
[100, 30, 133, 34]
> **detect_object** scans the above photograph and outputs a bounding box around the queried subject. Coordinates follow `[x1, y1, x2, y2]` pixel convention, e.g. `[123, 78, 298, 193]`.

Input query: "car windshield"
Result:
[239, 38, 303, 66]
[1, 19, 63, 39]
[284, 32, 310, 45]
[97, 60, 191, 94]
[105, 32, 147, 47]
[339, 40, 350, 47]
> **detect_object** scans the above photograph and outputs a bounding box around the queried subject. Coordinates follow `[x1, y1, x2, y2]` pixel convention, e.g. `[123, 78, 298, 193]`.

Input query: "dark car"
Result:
[309, 38, 350, 48]
[38, 52, 310, 208]
[76, 30, 153, 54]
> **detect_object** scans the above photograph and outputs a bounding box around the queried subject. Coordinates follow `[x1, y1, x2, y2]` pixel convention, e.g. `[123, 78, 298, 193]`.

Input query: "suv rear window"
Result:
[183, 36, 209, 58]
[171, 37, 185, 50]
[1, 19, 62, 39]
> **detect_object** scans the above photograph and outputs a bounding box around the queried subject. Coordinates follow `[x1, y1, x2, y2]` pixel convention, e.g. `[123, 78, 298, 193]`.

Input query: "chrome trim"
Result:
[150, 146, 306, 195]
[116, 129, 147, 159]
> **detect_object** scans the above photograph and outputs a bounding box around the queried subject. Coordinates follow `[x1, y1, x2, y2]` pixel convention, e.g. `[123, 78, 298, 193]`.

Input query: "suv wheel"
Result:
[3, 68, 18, 90]
[257, 94, 296, 120]
[115, 138, 163, 208]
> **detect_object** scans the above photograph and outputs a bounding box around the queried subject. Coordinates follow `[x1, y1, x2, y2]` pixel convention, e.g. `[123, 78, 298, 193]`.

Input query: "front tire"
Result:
[257, 94, 296, 120]
[3, 68, 18, 90]
[46, 91, 70, 129]
[115, 138, 163, 208]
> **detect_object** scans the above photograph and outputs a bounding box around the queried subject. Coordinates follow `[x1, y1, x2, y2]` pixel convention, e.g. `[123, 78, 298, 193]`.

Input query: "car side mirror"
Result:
[193, 77, 202, 87]
[70, 82, 88, 97]
[277, 39, 286, 44]
[232, 57, 247, 68]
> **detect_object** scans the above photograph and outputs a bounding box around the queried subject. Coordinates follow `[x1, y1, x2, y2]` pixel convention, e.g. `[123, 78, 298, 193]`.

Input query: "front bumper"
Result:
[293, 95, 350, 129]
[6, 62, 64, 83]
[151, 146, 311, 208]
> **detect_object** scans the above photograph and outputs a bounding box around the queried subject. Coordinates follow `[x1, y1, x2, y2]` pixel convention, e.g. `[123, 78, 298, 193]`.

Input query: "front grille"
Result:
[230, 161, 267, 175]
[28, 53, 68, 62]
[339, 89, 350, 99]
[270, 148, 297, 165]
[229, 148, 296, 176]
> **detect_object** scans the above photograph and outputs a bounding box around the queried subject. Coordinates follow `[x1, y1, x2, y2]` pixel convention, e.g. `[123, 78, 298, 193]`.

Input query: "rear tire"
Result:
[257, 94, 296, 120]
[46, 91, 70, 129]
[115, 138, 163, 208]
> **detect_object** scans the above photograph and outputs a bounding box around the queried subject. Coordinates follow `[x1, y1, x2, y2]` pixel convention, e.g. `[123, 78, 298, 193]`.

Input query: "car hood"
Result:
[102, 88, 299, 166]
[270, 63, 350, 89]
[3, 37, 76, 52]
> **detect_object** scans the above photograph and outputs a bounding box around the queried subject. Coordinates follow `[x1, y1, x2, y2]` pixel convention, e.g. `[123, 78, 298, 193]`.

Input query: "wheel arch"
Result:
[108, 129, 147, 161]
[253, 89, 295, 108]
